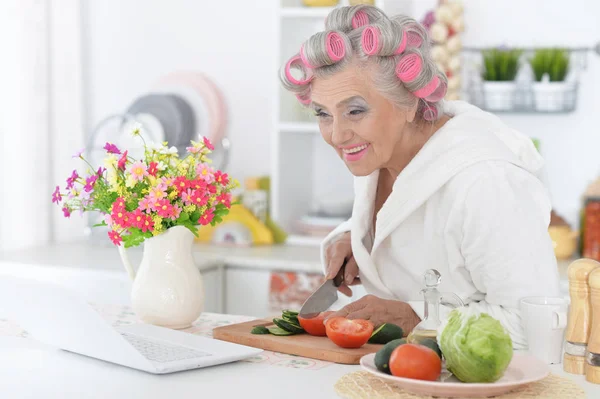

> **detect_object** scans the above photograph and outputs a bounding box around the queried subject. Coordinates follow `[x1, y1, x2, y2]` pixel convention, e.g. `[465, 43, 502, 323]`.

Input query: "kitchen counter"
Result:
[1, 306, 598, 399]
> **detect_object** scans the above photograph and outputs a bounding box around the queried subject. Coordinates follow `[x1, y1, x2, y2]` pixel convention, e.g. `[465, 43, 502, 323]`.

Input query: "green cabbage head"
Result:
[437, 307, 513, 383]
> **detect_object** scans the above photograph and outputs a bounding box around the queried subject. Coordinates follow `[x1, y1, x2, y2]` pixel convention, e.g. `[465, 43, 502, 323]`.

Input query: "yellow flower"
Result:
[116, 186, 128, 197]
[184, 205, 196, 213]
[107, 173, 119, 192]
[168, 190, 178, 200]
[104, 154, 118, 169]
[126, 174, 137, 188]
[177, 162, 189, 175]
[147, 175, 158, 187]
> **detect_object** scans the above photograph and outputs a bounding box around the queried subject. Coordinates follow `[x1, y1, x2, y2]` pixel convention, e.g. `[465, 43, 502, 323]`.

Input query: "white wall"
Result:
[81, 0, 278, 189]
[407, 0, 600, 227]
[82, 0, 599, 231]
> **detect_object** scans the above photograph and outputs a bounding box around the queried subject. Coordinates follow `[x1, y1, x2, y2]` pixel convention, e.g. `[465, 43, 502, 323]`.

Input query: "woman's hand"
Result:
[325, 295, 421, 332]
[325, 231, 360, 296]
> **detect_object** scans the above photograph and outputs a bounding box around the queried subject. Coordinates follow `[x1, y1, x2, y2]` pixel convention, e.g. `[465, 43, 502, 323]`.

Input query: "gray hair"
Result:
[279, 5, 447, 121]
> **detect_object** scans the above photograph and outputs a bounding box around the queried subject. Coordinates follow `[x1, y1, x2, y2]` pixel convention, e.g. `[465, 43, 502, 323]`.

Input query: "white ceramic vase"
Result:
[118, 225, 205, 329]
[482, 81, 517, 112]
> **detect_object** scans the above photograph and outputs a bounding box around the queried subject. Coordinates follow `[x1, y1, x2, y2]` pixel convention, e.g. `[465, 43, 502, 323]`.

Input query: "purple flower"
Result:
[72, 148, 85, 158]
[84, 175, 98, 192]
[62, 206, 71, 218]
[421, 10, 435, 29]
[52, 186, 62, 204]
[103, 142, 121, 154]
[66, 170, 79, 190]
[96, 166, 106, 176]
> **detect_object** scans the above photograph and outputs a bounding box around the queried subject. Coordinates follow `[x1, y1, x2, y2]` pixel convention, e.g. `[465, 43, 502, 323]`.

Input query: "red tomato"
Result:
[297, 311, 333, 336]
[389, 344, 442, 381]
[325, 317, 374, 348]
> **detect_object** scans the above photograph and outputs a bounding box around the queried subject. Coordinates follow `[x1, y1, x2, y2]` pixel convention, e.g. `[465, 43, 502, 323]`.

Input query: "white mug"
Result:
[520, 296, 568, 364]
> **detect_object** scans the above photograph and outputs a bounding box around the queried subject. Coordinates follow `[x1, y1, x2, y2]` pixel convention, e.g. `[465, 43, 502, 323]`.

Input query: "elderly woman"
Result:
[279, 5, 559, 349]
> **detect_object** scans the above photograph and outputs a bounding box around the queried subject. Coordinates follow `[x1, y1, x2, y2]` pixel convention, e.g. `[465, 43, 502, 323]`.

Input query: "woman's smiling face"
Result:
[310, 62, 415, 177]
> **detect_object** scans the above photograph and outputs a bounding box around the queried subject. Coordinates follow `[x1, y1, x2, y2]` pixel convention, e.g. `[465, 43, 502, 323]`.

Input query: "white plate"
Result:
[360, 352, 550, 398]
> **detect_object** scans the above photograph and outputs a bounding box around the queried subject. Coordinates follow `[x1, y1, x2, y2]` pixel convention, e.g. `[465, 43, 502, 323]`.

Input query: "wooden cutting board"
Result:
[213, 319, 382, 364]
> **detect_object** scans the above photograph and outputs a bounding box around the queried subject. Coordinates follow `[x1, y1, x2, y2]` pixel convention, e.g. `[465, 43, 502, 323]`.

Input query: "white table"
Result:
[1, 307, 598, 399]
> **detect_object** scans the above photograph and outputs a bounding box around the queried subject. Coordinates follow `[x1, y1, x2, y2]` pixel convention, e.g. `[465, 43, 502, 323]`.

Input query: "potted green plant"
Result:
[481, 48, 523, 111]
[529, 48, 572, 112]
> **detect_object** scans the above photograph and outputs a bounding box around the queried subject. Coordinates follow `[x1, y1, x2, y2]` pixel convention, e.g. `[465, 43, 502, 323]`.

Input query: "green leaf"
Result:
[92, 221, 107, 227]
[177, 211, 190, 223]
[190, 210, 201, 223]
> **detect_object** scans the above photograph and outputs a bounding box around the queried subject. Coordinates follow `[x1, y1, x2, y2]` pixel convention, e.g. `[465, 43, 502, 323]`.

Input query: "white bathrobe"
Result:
[320, 101, 560, 349]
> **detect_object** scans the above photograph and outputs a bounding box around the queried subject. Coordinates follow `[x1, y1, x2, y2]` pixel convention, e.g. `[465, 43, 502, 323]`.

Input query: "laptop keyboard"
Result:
[121, 332, 211, 363]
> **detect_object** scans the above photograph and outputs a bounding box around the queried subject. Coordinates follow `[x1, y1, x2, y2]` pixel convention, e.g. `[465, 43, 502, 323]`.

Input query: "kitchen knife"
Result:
[299, 260, 346, 319]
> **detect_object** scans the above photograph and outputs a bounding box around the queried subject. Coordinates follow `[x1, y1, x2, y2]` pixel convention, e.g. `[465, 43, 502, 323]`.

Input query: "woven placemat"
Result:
[334, 371, 586, 399]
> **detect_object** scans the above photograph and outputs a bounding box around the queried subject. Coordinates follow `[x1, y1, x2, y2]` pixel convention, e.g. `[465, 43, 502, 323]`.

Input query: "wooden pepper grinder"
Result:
[564, 259, 600, 374]
[586, 266, 600, 383]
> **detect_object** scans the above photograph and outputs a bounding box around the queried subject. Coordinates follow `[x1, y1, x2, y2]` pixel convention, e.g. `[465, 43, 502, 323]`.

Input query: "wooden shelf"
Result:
[280, 7, 335, 18]
[279, 122, 320, 134]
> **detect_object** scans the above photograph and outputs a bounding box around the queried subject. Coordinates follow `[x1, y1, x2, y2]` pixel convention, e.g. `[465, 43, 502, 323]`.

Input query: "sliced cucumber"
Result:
[273, 318, 304, 334]
[251, 326, 270, 335]
[282, 310, 299, 317]
[268, 326, 295, 336]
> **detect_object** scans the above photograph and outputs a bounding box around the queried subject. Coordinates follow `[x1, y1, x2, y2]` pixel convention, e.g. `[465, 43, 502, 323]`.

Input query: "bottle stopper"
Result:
[585, 265, 600, 383]
[564, 259, 600, 374]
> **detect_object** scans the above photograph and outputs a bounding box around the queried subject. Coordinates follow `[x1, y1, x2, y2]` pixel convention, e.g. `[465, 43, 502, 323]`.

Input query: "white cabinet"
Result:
[201, 267, 223, 314]
[224, 268, 272, 318]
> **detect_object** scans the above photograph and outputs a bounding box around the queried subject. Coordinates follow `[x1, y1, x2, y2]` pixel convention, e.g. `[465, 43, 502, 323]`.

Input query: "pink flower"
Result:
[140, 216, 154, 233]
[84, 175, 98, 192]
[174, 176, 191, 194]
[181, 189, 195, 206]
[118, 150, 128, 171]
[148, 183, 167, 202]
[191, 190, 209, 207]
[103, 142, 121, 154]
[186, 145, 200, 154]
[203, 137, 214, 151]
[113, 197, 126, 212]
[62, 206, 71, 218]
[214, 171, 229, 186]
[108, 230, 122, 246]
[196, 164, 215, 184]
[97, 166, 106, 176]
[104, 214, 113, 228]
[72, 148, 84, 158]
[131, 209, 146, 229]
[155, 199, 173, 218]
[129, 161, 148, 181]
[217, 192, 232, 208]
[66, 170, 79, 190]
[138, 197, 153, 213]
[190, 178, 207, 192]
[148, 162, 159, 177]
[169, 205, 181, 219]
[199, 208, 214, 225]
[207, 184, 217, 194]
[52, 186, 62, 204]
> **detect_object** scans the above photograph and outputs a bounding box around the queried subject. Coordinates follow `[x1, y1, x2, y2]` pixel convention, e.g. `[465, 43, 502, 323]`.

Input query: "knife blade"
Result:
[299, 260, 346, 319]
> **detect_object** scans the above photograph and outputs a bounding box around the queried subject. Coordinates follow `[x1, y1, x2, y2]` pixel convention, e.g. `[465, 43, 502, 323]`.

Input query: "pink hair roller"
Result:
[296, 90, 311, 105]
[326, 32, 346, 62]
[423, 105, 438, 121]
[352, 10, 369, 29]
[425, 79, 447, 102]
[285, 55, 313, 86]
[407, 31, 423, 48]
[395, 53, 422, 83]
[413, 76, 441, 99]
[300, 44, 316, 69]
[361, 26, 380, 56]
[394, 30, 408, 55]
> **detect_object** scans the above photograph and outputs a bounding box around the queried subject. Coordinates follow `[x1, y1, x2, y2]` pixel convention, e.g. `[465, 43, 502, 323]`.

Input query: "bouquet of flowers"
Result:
[51, 125, 238, 248]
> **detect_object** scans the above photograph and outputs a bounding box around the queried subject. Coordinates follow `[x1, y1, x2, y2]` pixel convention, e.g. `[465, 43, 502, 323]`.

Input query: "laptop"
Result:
[0, 276, 262, 374]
